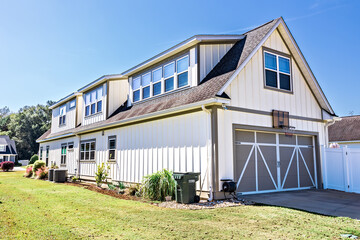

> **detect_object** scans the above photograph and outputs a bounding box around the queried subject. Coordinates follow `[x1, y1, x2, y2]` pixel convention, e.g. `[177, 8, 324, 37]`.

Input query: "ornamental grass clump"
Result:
[35, 166, 48, 179]
[24, 165, 33, 178]
[142, 169, 176, 201]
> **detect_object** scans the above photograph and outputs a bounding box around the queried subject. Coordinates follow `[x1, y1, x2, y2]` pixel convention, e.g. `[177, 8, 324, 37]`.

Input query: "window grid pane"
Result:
[265, 52, 277, 70]
[164, 62, 175, 78]
[153, 82, 161, 96]
[178, 72, 188, 88]
[143, 86, 150, 99]
[142, 73, 151, 86]
[177, 56, 189, 73]
[132, 77, 141, 90]
[279, 57, 290, 74]
[165, 77, 174, 92]
[152, 68, 162, 83]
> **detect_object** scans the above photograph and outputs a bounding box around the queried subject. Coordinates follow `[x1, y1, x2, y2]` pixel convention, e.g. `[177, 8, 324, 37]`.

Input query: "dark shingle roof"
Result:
[0, 135, 17, 155]
[38, 18, 279, 142]
[329, 116, 360, 142]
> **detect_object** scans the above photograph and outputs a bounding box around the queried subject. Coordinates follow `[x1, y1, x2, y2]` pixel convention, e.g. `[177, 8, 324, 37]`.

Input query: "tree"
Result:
[6, 101, 54, 160]
[0, 107, 11, 135]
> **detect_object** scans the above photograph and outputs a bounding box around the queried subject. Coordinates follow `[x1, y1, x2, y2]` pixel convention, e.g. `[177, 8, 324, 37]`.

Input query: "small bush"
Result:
[0, 161, 14, 172]
[71, 176, 79, 182]
[115, 181, 126, 190]
[94, 163, 110, 187]
[142, 169, 176, 201]
[51, 163, 59, 169]
[32, 160, 46, 176]
[35, 166, 48, 179]
[29, 154, 39, 164]
[24, 165, 33, 178]
[128, 183, 140, 196]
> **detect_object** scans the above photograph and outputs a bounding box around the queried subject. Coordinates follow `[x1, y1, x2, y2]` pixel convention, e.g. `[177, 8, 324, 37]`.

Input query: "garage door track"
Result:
[243, 189, 360, 219]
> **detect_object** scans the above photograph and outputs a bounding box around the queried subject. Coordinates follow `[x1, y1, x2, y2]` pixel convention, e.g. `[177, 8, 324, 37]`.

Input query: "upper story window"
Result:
[131, 55, 189, 103]
[85, 86, 103, 117]
[69, 99, 76, 109]
[59, 105, 66, 126]
[264, 51, 291, 91]
[0, 145, 5, 152]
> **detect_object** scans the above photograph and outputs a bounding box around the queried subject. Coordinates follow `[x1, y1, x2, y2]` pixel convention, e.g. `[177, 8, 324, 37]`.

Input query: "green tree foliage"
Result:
[0, 101, 54, 160]
[29, 154, 39, 164]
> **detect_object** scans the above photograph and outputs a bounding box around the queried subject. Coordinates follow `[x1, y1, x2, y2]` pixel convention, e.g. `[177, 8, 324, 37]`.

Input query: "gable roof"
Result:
[329, 116, 360, 142]
[0, 135, 17, 155]
[217, 17, 334, 115]
[38, 17, 334, 142]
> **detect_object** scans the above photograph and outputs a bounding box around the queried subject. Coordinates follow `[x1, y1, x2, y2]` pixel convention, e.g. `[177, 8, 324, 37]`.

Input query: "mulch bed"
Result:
[63, 181, 253, 209]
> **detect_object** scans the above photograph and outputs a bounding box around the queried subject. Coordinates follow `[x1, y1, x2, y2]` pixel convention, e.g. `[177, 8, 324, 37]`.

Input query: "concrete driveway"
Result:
[243, 189, 360, 219]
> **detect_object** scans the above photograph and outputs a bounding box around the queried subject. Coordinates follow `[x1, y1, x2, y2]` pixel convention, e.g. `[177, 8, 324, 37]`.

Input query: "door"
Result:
[234, 129, 317, 194]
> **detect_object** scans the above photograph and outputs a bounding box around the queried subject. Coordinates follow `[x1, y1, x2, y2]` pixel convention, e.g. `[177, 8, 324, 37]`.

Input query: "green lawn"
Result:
[0, 172, 359, 240]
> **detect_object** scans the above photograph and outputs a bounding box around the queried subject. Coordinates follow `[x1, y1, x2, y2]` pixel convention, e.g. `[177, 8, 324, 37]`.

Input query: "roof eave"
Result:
[121, 35, 244, 77]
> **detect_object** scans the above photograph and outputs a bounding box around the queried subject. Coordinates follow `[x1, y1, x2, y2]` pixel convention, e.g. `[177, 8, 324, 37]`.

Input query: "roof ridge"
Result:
[243, 18, 279, 35]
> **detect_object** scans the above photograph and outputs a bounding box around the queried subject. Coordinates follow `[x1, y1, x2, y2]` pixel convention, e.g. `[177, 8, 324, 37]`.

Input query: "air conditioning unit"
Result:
[221, 179, 236, 192]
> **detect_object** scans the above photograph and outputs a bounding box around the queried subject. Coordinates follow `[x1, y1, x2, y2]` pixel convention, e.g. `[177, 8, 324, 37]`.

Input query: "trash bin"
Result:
[48, 169, 54, 181]
[173, 172, 200, 204]
[53, 169, 68, 183]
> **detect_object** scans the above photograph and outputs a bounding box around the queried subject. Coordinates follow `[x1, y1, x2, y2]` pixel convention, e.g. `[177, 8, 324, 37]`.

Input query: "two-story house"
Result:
[0, 135, 17, 162]
[37, 17, 336, 199]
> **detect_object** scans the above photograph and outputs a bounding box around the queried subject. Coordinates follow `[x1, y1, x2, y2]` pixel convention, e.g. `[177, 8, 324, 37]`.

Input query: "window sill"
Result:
[107, 160, 117, 163]
[59, 124, 66, 127]
[132, 85, 190, 105]
[85, 111, 103, 119]
[60, 164, 66, 167]
[80, 160, 96, 163]
[264, 86, 293, 94]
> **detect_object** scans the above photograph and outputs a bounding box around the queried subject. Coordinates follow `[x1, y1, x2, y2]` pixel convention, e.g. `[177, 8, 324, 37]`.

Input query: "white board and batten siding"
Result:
[217, 28, 326, 191]
[41, 111, 211, 191]
[108, 80, 128, 117]
[82, 83, 107, 126]
[199, 44, 234, 82]
[51, 99, 77, 134]
[40, 136, 78, 175]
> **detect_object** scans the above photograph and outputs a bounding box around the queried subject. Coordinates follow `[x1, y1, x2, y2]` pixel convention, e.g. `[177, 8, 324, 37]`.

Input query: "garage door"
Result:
[234, 129, 317, 194]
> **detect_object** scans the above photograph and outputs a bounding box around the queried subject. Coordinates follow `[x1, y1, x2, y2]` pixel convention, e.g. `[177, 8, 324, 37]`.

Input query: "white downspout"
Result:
[202, 105, 213, 201]
[324, 117, 342, 147]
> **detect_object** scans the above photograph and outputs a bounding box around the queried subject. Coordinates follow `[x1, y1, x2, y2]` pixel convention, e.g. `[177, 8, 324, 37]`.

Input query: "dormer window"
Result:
[131, 54, 189, 103]
[0, 145, 5, 152]
[59, 105, 66, 126]
[85, 86, 103, 117]
[264, 51, 291, 91]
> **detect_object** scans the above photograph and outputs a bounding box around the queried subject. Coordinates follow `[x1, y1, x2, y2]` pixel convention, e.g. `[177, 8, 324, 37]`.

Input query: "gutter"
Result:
[324, 117, 342, 147]
[37, 97, 230, 143]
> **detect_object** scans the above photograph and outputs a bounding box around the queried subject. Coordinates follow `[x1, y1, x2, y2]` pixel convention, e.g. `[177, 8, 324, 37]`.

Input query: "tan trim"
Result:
[226, 106, 324, 123]
[211, 106, 219, 193]
[262, 46, 294, 94]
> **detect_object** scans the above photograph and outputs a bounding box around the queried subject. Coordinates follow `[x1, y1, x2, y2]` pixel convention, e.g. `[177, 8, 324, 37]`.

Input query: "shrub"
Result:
[24, 165, 33, 178]
[0, 161, 15, 172]
[51, 163, 59, 169]
[29, 154, 39, 164]
[94, 163, 110, 187]
[35, 166, 48, 179]
[32, 160, 46, 175]
[71, 176, 79, 182]
[142, 169, 176, 201]
[116, 181, 126, 190]
[128, 183, 140, 196]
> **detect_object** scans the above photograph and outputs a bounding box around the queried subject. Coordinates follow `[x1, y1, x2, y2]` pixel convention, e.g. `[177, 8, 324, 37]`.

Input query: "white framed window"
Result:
[61, 144, 67, 165]
[39, 147, 43, 159]
[85, 86, 103, 117]
[0, 145, 6, 152]
[68, 142, 74, 151]
[108, 136, 116, 161]
[264, 51, 291, 91]
[59, 105, 66, 126]
[80, 140, 96, 161]
[46, 146, 49, 165]
[69, 99, 76, 109]
[131, 54, 189, 103]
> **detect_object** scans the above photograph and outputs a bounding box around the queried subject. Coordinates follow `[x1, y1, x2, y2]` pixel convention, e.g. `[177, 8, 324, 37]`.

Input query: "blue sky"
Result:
[0, 0, 359, 116]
